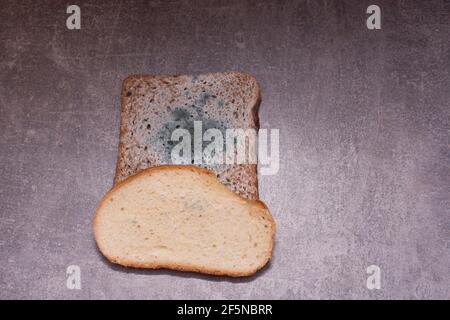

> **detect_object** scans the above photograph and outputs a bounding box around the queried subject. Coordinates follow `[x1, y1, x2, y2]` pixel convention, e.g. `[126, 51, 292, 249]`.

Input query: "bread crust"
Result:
[94, 165, 275, 277]
[113, 72, 262, 200]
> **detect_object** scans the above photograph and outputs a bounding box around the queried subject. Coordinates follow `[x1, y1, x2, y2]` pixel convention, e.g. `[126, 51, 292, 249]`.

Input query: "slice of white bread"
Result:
[93, 165, 275, 277]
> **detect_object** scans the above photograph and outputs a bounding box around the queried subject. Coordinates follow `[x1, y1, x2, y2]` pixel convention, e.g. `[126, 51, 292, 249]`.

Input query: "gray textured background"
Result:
[0, 0, 449, 299]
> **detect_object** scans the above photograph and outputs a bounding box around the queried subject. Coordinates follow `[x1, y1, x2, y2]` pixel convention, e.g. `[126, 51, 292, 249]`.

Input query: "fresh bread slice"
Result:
[94, 165, 275, 277]
[114, 72, 261, 200]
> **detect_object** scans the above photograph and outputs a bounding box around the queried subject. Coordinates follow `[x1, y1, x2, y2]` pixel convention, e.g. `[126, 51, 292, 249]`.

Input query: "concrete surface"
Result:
[0, 0, 449, 299]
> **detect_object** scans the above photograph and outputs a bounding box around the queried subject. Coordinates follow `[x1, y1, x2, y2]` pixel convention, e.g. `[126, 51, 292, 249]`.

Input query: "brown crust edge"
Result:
[94, 165, 275, 277]
[113, 74, 143, 185]
[248, 73, 262, 199]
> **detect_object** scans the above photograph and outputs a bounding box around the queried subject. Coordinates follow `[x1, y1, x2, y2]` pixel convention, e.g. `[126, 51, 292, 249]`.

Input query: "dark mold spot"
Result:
[157, 108, 227, 163]
[197, 92, 211, 108]
[171, 108, 190, 121]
